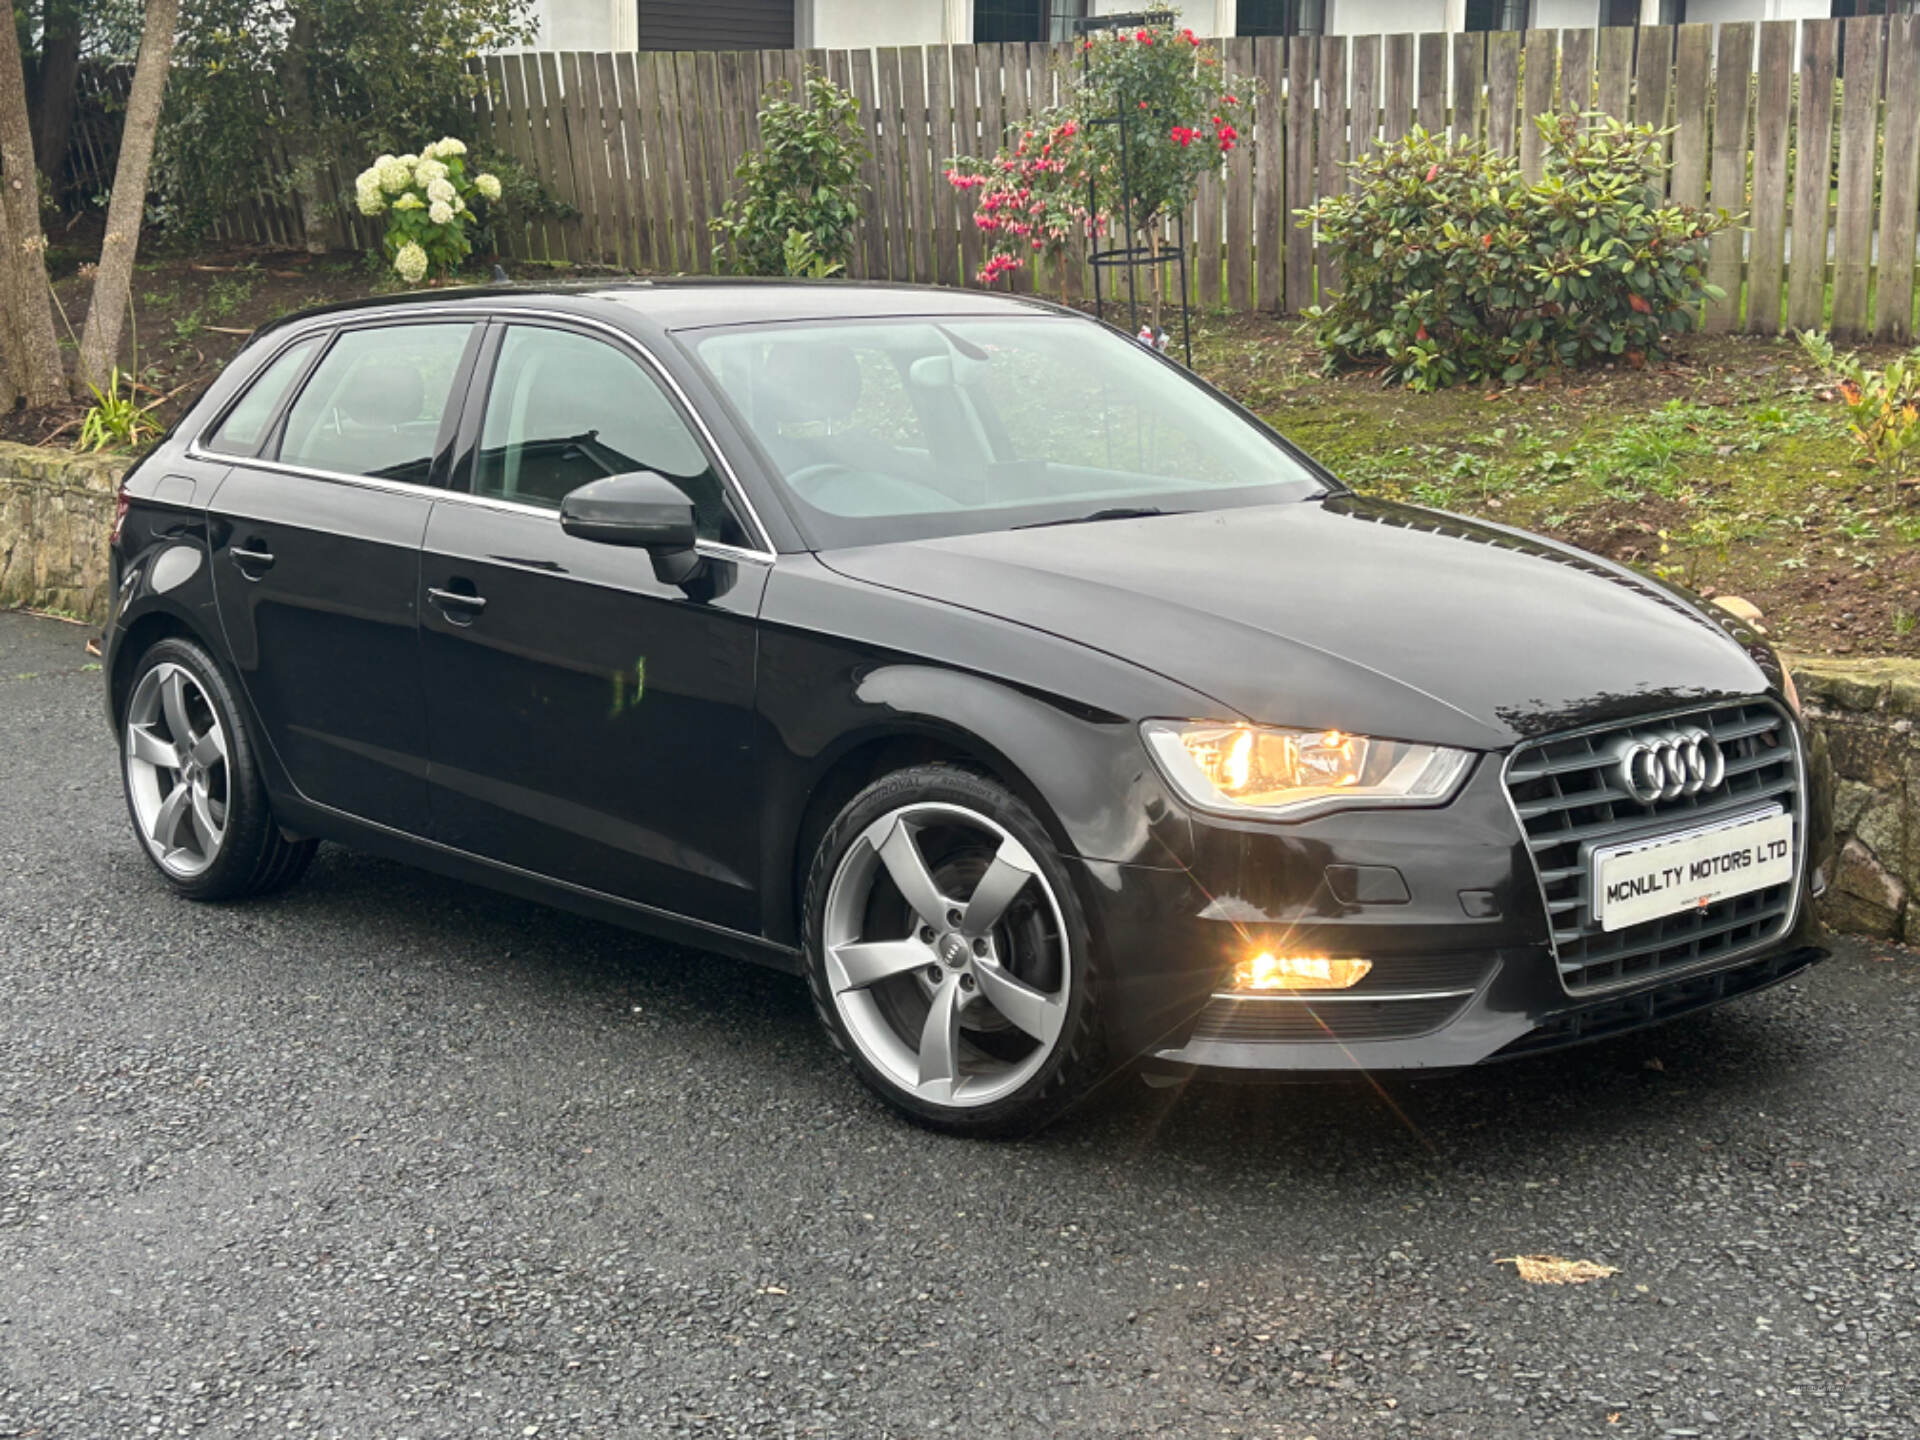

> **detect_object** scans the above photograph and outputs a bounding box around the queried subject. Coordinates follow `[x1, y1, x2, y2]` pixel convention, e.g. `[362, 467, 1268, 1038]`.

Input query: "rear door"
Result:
[206, 318, 481, 834]
[418, 319, 769, 933]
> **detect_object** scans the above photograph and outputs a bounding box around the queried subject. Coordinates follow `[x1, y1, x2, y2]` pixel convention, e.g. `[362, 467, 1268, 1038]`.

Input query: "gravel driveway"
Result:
[2, 608, 1916, 1440]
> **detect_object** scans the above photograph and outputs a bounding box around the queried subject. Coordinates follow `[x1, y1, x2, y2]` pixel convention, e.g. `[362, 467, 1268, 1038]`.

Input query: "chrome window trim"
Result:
[1497, 695, 1807, 999]
[188, 303, 779, 561]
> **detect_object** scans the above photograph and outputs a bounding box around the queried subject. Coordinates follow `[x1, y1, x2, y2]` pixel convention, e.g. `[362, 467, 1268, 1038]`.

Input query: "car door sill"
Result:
[272, 792, 800, 974]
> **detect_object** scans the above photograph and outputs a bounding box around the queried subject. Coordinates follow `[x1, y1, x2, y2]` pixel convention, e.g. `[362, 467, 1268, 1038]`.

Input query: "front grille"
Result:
[1504, 700, 1802, 995]
[1188, 992, 1470, 1044]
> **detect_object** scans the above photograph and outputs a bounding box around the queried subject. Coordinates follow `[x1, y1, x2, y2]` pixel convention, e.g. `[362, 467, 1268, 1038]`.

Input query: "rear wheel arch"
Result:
[111, 609, 209, 724]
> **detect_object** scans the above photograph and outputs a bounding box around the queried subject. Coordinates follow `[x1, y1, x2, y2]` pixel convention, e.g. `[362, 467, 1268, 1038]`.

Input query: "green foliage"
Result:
[78, 369, 162, 453]
[154, 0, 536, 239]
[354, 139, 501, 283]
[780, 229, 845, 279]
[1302, 114, 1733, 391]
[1799, 330, 1920, 477]
[712, 74, 867, 278]
[947, 8, 1253, 289]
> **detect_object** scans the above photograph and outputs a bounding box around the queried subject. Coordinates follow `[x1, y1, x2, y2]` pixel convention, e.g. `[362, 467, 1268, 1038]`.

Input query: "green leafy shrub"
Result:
[354, 137, 502, 284]
[712, 74, 867, 277]
[79, 369, 162, 453]
[1800, 330, 1920, 479]
[1302, 114, 1733, 391]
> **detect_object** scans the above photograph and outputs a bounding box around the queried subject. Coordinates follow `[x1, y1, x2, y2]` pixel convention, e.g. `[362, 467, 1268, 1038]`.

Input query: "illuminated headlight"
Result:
[1232, 953, 1372, 991]
[1142, 721, 1472, 820]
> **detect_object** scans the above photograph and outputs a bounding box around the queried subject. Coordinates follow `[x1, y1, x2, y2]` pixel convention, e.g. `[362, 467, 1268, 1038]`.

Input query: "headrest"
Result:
[340, 363, 426, 429]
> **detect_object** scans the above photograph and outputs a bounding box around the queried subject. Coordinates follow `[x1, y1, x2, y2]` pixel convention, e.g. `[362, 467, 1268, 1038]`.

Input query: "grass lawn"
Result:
[22, 238, 1919, 659]
[1190, 315, 1920, 660]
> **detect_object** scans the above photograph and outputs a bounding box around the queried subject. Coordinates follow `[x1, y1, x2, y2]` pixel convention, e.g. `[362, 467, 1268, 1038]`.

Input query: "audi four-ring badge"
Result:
[100, 283, 1834, 1135]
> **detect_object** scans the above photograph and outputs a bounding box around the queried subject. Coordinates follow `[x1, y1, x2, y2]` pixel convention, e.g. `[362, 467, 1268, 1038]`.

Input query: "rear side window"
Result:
[203, 338, 317, 456]
[277, 322, 474, 484]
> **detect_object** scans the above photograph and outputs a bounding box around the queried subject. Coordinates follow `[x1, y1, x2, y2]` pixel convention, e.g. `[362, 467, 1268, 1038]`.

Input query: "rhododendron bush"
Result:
[946, 8, 1253, 320]
[1301, 114, 1732, 391]
[355, 138, 502, 284]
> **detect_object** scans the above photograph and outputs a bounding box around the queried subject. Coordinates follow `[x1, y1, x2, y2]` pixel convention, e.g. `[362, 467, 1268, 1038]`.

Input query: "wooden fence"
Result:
[207, 16, 1920, 342]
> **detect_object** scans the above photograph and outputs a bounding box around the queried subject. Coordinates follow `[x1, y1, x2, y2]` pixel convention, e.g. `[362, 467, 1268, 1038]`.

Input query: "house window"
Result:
[974, 0, 1090, 43]
[1830, 1, 1920, 15]
[1237, 0, 1326, 35]
[1464, 0, 1529, 29]
[1603, 0, 1637, 24]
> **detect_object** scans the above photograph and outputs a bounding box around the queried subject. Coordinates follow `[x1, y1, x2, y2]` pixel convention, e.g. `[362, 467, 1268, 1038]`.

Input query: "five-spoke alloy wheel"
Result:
[805, 766, 1101, 1135]
[119, 637, 317, 901]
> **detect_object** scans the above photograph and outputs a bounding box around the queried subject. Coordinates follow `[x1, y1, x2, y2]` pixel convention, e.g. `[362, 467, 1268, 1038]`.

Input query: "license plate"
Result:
[1590, 808, 1794, 933]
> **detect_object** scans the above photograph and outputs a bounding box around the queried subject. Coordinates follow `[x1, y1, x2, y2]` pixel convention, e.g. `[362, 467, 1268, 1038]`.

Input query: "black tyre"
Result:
[802, 763, 1104, 1137]
[119, 636, 316, 901]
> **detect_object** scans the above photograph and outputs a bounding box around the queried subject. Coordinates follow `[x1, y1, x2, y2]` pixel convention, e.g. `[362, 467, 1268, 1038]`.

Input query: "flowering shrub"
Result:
[1800, 331, 1920, 480]
[354, 138, 502, 284]
[946, 7, 1252, 316]
[713, 74, 867, 277]
[1302, 115, 1732, 391]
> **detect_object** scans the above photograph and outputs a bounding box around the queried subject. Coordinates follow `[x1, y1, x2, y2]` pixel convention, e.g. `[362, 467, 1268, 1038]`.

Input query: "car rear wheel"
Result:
[120, 637, 316, 901]
[802, 764, 1103, 1136]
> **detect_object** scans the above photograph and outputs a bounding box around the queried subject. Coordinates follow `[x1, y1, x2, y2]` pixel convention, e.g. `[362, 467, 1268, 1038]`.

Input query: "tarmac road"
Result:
[2, 608, 1916, 1440]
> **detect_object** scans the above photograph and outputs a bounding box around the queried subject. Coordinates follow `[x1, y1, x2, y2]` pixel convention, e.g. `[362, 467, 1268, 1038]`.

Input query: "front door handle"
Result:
[229, 543, 275, 574]
[427, 586, 488, 614]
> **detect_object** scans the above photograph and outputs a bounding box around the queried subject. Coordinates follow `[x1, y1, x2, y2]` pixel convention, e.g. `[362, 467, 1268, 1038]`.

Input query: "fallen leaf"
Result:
[1496, 1255, 1620, 1285]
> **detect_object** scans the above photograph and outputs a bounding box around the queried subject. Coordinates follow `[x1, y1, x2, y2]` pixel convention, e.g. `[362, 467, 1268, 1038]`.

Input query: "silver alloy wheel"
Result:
[124, 662, 229, 879]
[822, 801, 1070, 1109]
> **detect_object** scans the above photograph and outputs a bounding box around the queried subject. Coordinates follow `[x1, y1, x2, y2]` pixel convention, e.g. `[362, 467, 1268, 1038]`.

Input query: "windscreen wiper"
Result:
[1014, 506, 1180, 529]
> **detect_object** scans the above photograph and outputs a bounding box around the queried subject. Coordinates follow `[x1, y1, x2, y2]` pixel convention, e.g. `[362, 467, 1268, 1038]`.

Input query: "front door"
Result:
[419, 321, 768, 933]
[207, 319, 478, 834]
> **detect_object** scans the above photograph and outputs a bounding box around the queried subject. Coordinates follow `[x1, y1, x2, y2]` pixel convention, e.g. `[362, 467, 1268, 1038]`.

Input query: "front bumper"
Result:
[1076, 740, 1832, 1074]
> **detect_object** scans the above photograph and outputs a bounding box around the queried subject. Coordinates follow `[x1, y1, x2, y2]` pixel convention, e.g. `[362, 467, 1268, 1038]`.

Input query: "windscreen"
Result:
[685, 316, 1329, 547]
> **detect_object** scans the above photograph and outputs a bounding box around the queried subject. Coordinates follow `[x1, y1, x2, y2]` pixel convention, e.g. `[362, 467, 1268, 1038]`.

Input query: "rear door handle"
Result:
[427, 586, 488, 613]
[229, 543, 275, 573]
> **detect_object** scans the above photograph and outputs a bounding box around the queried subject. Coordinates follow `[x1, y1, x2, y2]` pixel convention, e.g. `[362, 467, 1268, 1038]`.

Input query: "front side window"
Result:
[687, 316, 1327, 549]
[205, 337, 319, 457]
[472, 324, 749, 546]
[277, 322, 475, 483]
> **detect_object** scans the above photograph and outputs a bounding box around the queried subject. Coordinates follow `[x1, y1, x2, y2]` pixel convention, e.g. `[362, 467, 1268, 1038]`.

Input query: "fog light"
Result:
[1231, 953, 1372, 992]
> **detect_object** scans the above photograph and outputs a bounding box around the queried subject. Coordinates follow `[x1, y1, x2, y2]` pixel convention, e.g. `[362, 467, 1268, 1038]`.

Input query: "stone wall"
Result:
[0, 440, 1917, 942]
[1794, 656, 1920, 942]
[0, 440, 123, 622]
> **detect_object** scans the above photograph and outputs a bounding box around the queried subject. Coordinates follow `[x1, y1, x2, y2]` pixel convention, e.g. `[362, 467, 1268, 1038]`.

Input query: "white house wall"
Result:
[1327, 2, 1447, 36]
[807, 0, 947, 48]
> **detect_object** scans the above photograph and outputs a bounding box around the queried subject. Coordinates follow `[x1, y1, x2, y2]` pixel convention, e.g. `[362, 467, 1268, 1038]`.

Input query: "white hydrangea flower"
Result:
[473, 172, 502, 202]
[392, 192, 425, 211]
[426, 176, 457, 206]
[376, 155, 413, 194]
[428, 200, 455, 226]
[430, 136, 467, 158]
[353, 168, 386, 215]
[393, 241, 429, 284]
[414, 157, 449, 186]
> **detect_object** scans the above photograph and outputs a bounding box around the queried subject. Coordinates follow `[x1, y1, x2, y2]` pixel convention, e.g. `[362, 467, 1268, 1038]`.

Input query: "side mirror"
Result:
[559, 471, 704, 585]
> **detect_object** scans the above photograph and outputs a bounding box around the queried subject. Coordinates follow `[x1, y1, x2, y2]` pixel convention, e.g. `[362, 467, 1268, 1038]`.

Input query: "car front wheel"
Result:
[802, 764, 1104, 1136]
[120, 636, 316, 901]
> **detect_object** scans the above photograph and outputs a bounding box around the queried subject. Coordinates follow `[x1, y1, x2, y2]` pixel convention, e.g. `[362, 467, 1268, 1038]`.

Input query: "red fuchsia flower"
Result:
[1136, 29, 1152, 43]
[1182, 27, 1198, 44]
[1425, 163, 1440, 182]
[1170, 125, 1195, 148]
[1221, 94, 1239, 106]
[1031, 238, 1044, 250]
[1061, 120, 1077, 137]
[1219, 135, 1236, 152]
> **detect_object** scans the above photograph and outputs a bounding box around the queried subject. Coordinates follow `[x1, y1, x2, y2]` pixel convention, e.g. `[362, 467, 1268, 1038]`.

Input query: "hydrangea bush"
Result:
[946, 8, 1253, 321]
[355, 138, 503, 284]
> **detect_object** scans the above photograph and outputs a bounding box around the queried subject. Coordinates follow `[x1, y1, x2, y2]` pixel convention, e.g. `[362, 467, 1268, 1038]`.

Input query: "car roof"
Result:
[263, 278, 1077, 338]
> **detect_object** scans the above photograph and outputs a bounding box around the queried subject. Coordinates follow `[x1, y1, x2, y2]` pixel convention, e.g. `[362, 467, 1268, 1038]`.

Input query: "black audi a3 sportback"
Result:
[104, 281, 1833, 1134]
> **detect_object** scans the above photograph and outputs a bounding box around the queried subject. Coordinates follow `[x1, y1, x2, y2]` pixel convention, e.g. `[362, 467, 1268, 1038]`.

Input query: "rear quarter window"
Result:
[276, 322, 475, 484]
[202, 338, 319, 457]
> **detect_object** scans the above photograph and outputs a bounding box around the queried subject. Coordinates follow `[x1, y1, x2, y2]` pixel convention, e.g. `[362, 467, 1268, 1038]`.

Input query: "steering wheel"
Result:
[785, 462, 856, 502]
[786, 462, 962, 512]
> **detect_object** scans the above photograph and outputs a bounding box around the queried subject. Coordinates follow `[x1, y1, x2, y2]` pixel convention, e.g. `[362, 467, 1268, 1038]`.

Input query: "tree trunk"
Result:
[0, 7, 66, 408]
[31, 0, 83, 194]
[278, 12, 331, 255]
[76, 0, 180, 396]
